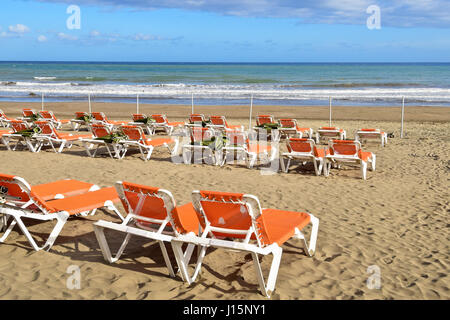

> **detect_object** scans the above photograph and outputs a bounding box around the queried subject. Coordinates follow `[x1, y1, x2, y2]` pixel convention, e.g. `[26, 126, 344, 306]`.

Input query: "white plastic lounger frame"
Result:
[128, 114, 155, 136]
[33, 121, 83, 153]
[1, 121, 40, 152]
[355, 129, 388, 147]
[80, 124, 126, 159]
[0, 109, 12, 128]
[316, 127, 346, 143]
[324, 140, 376, 180]
[182, 127, 223, 166]
[93, 182, 197, 278]
[120, 126, 179, 161]
[280, 138, 325, 176]
[221, 131, 278, 168]
[171, 191, 319, 298]
[0, 176, 122, 251]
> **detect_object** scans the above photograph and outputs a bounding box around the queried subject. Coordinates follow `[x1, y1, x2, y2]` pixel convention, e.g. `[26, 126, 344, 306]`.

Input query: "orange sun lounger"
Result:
[278, 118, 313, 139]
[0, 109, 14, 127]
[1, 120, 40, 152]
[151, 114, 185, 135]
[70, 111, 91, 131]
[316, 126, 346, 143]
[324, 139, 376, 180]
[280, 138, 329, 175]
[256, 114, 276, 127]
[182, 127, 222, 165]
[222, 130, 277, 168]
[38, 110, 70, 129]
[208, 115, 244, 132]
[120, 125, 179, 161]
[91, 112, 128, 130]
[128, 113, 155, 135]
[93, 181, 200, 278]
[18, 108, 37, 122]
[355, 128, 388, 147]
[0, 173, 123, 251]
[79, 123, 127, 159]
[34, 121, 92, 153]
[171, 190, 319, 298]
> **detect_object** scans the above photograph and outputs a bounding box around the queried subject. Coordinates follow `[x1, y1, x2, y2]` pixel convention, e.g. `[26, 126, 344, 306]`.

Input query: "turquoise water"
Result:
[0, 62, 449, 106]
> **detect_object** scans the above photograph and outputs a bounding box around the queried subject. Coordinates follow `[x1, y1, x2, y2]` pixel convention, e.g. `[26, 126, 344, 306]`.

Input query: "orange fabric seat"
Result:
[257, 209, 311, 246]
[247, 143, 271, 154]
[32, 179, 96, 201]
[143, 137, 174, 146]
[47, 187, 119, 215]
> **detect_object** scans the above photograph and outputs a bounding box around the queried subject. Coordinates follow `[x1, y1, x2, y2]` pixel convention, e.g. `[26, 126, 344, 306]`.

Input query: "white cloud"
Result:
[36, 0, 450, 27]
[37, 35, 48, 42]
[8, 24, 30, 34]
[57, 32, 78, 41]
[90, 30, 101, 37]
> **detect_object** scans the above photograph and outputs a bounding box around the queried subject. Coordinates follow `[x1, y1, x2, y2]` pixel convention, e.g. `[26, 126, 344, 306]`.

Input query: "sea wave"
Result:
[34, 77, 57, 81]
[0, 81, 449, 104]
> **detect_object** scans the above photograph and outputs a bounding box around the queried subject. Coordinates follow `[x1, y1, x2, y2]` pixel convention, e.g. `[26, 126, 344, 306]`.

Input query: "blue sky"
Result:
[0, 0, 449, 62]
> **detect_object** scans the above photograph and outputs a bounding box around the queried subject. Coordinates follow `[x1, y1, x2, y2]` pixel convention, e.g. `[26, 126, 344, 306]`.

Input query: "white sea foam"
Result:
[1, 81, 450, 103]
[33, 77, 57, 81]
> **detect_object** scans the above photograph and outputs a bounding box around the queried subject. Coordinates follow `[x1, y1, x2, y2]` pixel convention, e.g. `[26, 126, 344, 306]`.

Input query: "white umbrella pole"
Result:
[329, 96, 332, 126]
[191, 93, 194, 114]
[137, 94, 140, 114]
[41, 93, 44, 111]
[401, 96, 405, 138]
[249, 94, 253, 131]
[88, 94, 92, 113]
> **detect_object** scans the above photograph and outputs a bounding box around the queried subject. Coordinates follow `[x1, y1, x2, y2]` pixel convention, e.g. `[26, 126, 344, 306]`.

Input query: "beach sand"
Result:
[0, 102, 448, 300]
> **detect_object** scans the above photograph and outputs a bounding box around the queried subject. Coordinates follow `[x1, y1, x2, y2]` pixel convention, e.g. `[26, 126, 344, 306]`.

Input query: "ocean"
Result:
[0, 62, 449, 107]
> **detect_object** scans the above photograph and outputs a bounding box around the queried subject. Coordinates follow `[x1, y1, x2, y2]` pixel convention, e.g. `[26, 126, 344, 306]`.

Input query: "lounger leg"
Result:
[361, 161, 367, 180]
[42, 212, 70, 251]
[251, 248, 282, 298]
[370, 154, 376, 171]
[296, 215, 320, 257]
[93, 224, 132, 263]
[158, 241, 175, 277]
[171, 240, 207, 284]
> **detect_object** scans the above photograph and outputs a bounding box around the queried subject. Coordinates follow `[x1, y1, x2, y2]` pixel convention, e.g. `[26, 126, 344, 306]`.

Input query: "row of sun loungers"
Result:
[1, 108, 385, 179]
[0, 174, 318, 297]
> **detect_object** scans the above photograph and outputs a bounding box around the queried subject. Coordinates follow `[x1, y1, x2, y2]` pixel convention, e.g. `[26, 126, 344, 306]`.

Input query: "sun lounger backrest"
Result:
[210, 116, 227, 127]
[121, 125, 145, 142]
[192, 190, 269, 247]
[279, 118, 297, 128]
[92, 112, 107, 122]
[132, 114, 146, 121]
[329, 140, 360, 156]
[39, 110, 54, 120]
[320, 127, 338, 130]
[22, 109, 35, 117]
[75, 112, 88, 119]
[0, 174, 54, 213]
[151, 114, 167, 124]
[256, 115, 274, 126]
[360, 128, 379, 132]
[189, 114, 205, 123]
[0, 109, 8, 119]
[10, 120, 29, 132]
[91, 124, 111, 138]
[35, 121, 56, 136]
[190, 127, 214, 143]
[287, 138, 313, 153]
